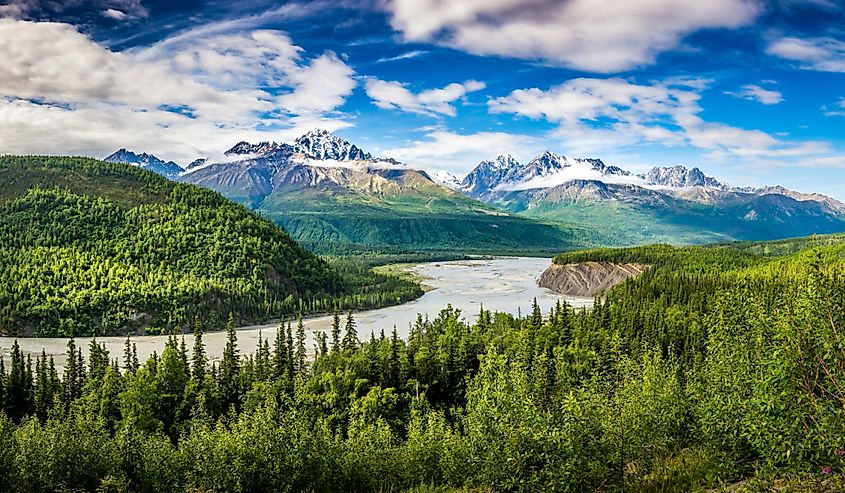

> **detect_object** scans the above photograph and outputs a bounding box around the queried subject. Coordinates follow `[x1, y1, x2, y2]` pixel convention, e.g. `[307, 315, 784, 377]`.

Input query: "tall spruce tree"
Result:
[343, 310, 358, 351]
[220, 312, 240, 408]
[331, 309, 341, 353]
[191, 317, 206, 381]
[295, 315, 307, 376]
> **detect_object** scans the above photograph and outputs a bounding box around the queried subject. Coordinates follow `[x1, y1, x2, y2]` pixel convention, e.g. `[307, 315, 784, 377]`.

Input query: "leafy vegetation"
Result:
[0, 234, 844, 491]
[0, 156, 422, 337]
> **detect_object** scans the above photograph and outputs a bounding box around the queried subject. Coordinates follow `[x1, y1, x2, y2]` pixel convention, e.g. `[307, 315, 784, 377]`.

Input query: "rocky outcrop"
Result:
[538, 261, 649, 297]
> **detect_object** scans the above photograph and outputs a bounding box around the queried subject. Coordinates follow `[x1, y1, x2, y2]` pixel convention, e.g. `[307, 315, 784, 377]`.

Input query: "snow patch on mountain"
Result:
[428, 170, 463, 190]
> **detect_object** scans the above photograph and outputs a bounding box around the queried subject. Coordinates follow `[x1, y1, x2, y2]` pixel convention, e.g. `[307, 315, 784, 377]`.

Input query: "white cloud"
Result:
[489, 76, 828, 163]
[364, 78, 485, 116]
[767, 36, 845, 72]
[726, 84, 784, 105]
[382, 129, 546, 173]
[103, 9, 127, 20]
[375, 50, 428, 63]
[0, 19, 357, 162]
[383, 0, 762, 72]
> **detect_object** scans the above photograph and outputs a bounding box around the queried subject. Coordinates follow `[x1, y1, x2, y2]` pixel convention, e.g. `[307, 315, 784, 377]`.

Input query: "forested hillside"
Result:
[0, 156, 422, 337]
[0, 235, 843, 491]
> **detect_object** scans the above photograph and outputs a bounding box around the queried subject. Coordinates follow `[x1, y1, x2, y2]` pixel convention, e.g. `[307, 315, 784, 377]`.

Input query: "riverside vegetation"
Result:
[0, 235, 844, 491]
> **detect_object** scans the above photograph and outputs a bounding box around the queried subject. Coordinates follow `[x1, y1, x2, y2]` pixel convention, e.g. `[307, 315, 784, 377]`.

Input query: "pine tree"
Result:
[331, 309, 341, 353]
[6, 340, 33, 420]
[191, 317, 206, 381]
[123, 335, 134, 374]
[295, 315, 307, 376]
[63, 337, 79, 406]
[317, 331, 328, 356]
[221, 312, 240, 409]
[343, 310, 358, 350]
[389, 326, 401, 388]
[272, 323, 288, 380]
[286, 321, 295, 381]
[531, 297, 543, 329]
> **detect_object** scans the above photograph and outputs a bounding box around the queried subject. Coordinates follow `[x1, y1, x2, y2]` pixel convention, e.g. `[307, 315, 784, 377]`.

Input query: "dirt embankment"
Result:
[539, 261, 649, 297]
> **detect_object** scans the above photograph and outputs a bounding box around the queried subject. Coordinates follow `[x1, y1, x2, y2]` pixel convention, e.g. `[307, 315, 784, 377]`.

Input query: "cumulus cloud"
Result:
[489, 76, 827, 162]
[364, 78, 485, 116]
[382, 0, 762, 72]
[0, 19, 357, 162]
[726, 84, 784, 105]
[767, 36, 845, 72]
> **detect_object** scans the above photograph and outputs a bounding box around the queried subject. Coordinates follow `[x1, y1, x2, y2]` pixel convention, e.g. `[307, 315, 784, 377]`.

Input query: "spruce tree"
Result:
[123, 335, 134, 374]
[295, 315, 307, 376]
[191, 317, 206, 381]
[331, 309, 341, 353]
[221, 312, 240, 408]
[343, 310, 358, 351]
[272, 323, 288, 380]
[286, 321, 294, 381]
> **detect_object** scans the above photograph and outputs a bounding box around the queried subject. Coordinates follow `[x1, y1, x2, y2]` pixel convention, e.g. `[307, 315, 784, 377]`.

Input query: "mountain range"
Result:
[105, 131, 845, 249]
[459, 152, 845, 244]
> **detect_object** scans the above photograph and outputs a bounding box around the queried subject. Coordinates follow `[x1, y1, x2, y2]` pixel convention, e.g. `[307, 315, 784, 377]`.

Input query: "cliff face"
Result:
[538, 261, 649, 297]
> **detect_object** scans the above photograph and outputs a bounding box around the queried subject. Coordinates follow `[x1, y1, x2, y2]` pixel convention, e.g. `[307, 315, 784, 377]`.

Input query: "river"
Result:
[0, 257, 592, 371]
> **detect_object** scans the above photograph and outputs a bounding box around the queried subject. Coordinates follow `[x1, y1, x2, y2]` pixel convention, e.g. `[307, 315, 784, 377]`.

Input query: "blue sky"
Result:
[1, 0, 844, 199]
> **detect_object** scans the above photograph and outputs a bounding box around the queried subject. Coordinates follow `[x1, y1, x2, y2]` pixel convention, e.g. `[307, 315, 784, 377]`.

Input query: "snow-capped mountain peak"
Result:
[225, 141, 285, 156]
[293, 129, 373, 161]
[644, 165, 724, 189]
[104, 148, 183, 179]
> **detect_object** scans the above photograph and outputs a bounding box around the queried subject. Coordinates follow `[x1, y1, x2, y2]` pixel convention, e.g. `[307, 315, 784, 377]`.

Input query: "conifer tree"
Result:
[295, 315, 307, 376]
[272, 323, 288, 380]
[123, 335, 134, 374]
[286, 321, 295, 381]
[191, 317, 206, 381]
[221, 312, 240, 408]
[343, 310, 358, 350]
[331, 309, 341, 353]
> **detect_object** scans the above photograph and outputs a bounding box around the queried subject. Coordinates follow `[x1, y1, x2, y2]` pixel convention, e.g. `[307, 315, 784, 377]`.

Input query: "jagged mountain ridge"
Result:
[104, 148, 184, 179]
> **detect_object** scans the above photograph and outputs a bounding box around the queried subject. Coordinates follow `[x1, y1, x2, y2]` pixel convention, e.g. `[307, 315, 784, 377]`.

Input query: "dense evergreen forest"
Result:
[0, 156, 422, 337]
[0, 236, 843, 491]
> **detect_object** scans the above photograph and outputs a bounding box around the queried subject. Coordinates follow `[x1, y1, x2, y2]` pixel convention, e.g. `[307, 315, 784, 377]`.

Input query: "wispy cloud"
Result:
[767, 36, 845, 72]
[726, 84, 784, 105]
[375, 50, 428, 63]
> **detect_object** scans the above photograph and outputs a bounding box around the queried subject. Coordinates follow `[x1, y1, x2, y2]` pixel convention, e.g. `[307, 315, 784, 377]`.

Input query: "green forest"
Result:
[0, 236, 844, 491]
[0, 156, 422, 337]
